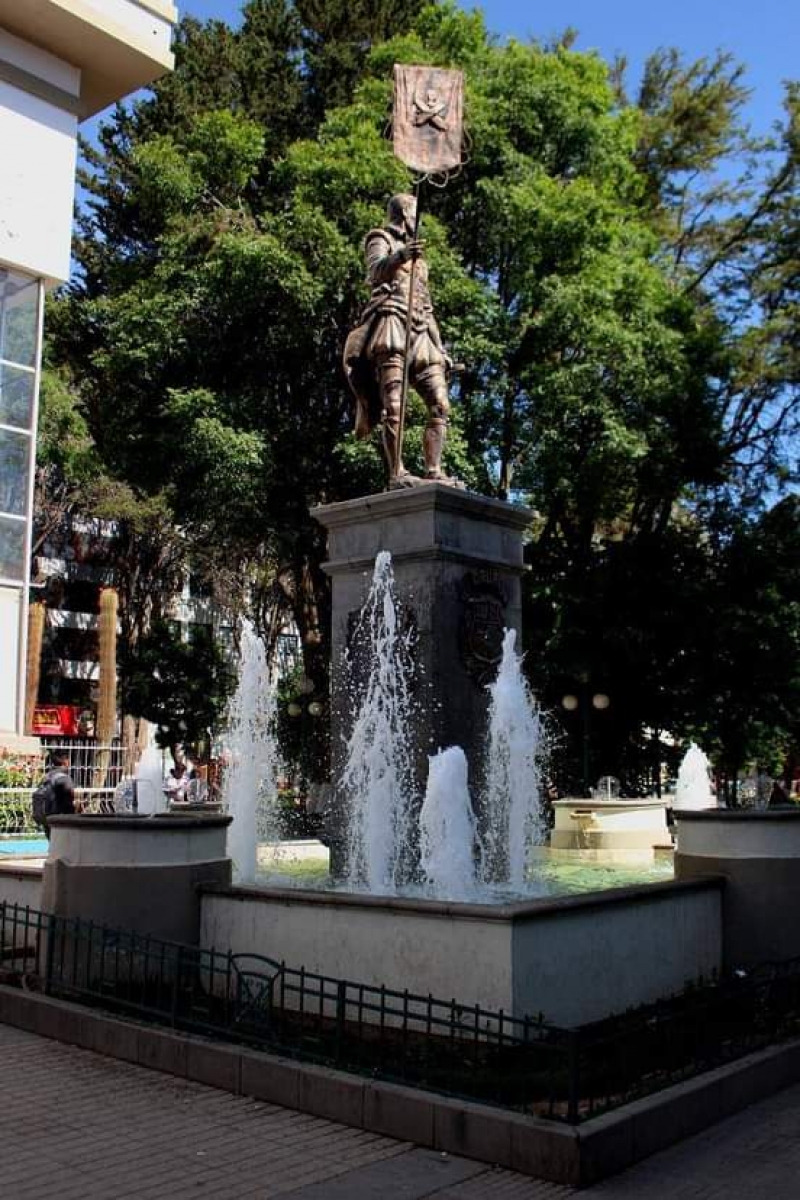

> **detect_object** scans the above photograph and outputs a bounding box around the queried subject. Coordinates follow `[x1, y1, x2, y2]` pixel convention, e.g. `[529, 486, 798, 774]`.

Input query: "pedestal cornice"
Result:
[313, 485, 533, 577]
[313, 484, 533, 533]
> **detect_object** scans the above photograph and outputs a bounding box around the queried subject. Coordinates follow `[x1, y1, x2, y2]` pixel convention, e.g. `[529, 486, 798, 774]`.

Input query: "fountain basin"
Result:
[43, 814, 232, 944]
[675, 808, 800, 969]
[548, 798, 671, 864]
[200, 875, 722, 1026]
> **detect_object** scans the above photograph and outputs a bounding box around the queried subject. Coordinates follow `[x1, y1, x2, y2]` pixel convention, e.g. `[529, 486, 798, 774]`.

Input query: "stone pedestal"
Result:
[313, 485, 531, 870]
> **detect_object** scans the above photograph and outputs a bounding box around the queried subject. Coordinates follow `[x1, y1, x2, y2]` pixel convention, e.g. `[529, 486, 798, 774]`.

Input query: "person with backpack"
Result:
[32, 751, 76, 839]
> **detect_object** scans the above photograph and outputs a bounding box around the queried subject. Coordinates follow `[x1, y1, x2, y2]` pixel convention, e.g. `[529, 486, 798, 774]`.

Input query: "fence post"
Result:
[172, 945, 183, 1027]
[336, 980, 347, 1063]
[567, 1030, 581, 1124]
[44, 913, 57, 996]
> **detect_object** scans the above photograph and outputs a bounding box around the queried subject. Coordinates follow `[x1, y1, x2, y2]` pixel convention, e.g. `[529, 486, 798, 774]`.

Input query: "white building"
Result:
[0, 1, 177, 752]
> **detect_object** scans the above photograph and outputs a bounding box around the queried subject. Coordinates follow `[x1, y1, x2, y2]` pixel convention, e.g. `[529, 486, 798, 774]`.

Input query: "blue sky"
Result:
[171, 0, 798, 135]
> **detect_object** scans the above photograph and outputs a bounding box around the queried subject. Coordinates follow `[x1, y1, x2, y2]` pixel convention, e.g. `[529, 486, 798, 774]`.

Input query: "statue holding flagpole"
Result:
[343, 65, 465, 488]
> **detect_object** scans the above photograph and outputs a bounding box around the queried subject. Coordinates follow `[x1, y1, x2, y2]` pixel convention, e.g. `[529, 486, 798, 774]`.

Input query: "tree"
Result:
[122, 621, 235, 759]
[46, 2, 800, 789]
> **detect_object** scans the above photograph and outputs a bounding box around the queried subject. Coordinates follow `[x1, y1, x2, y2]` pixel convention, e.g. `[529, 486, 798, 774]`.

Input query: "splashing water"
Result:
[341, 551, 416, 891]
[674, 743, 713, 811]
[135, 746, 165, 815]
[338, 556, 546, 899]
[420, 746, 478, 901]
[479, 628, 545, 889]
[222, 620, 279, 883]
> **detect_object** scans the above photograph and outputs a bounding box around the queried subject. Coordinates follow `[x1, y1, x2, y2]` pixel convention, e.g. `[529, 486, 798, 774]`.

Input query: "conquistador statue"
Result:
[343, 192, 456, 487]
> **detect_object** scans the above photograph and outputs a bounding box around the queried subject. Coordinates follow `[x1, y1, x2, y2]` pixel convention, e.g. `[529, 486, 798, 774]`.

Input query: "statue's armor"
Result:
[361, 225, 441, 363]
[343, 220, 450, 482]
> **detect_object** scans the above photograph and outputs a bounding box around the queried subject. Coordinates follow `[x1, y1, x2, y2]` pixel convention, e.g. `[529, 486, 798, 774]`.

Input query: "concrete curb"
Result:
[1, 983, 798, 1186]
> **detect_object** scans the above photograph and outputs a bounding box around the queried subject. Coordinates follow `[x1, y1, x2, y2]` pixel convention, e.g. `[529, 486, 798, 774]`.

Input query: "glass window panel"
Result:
[0, 362, 36, 429]
[0, 516, 25, 582]
[0, 270, 39, 368]
[0, 427, 30, 517]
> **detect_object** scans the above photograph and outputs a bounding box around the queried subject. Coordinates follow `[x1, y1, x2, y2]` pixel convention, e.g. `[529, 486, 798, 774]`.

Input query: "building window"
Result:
[0, 267, 42, 586]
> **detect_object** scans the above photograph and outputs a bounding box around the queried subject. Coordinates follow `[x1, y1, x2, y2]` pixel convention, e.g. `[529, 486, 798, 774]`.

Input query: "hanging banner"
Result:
[393, 64, 464, 176]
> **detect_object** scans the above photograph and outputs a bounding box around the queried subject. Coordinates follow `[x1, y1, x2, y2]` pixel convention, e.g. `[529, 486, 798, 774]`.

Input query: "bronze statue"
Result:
[343, 193, 457, 488]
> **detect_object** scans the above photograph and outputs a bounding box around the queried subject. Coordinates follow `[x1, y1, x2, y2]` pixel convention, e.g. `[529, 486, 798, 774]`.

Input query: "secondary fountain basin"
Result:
[548, 797, 672, 864]
[43, 814, 232, 943]
[675, 807, 800, 969]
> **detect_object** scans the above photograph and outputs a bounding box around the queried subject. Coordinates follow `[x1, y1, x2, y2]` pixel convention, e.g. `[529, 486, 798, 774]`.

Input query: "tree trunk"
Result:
[93, 587, 118, 787]
[121, 714, 138, 777]
[25, 602, 46, 735]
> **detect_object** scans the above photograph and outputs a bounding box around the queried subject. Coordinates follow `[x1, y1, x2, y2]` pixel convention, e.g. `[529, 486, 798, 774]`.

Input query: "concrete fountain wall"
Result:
[675, 808, 800, 969]
[43, 814, 232, 944]
[199, 877, 723, 1026]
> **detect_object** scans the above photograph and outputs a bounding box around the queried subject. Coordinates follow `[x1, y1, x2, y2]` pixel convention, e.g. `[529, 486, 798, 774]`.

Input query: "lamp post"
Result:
[561, 687, 611, 797]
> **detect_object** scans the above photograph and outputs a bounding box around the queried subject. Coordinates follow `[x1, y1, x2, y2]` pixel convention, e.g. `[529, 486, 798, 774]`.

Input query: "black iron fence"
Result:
[2, 901, 800, 1123]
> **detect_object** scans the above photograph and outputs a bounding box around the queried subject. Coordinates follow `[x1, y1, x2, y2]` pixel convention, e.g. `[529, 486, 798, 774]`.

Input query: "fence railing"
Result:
[0, 789, 117, 835]
[0, 901, 574, 1116]
[38, 739, 126, 790]
[2, 901, 800, 1122]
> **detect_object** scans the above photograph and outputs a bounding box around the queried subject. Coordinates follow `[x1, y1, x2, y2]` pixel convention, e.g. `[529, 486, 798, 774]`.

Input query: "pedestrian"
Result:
[32, 750, 76, 839]
[768, 777, 790, 807]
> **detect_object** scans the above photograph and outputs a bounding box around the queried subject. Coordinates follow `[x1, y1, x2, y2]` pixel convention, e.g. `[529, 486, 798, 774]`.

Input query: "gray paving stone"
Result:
[4, 1020, 800, 1198]
[281, 1146, 486, 1198]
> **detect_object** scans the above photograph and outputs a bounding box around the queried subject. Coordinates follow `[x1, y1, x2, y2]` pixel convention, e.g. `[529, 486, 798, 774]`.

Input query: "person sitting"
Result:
[165, 764, 189, 804]
[185, 767, 208, 805]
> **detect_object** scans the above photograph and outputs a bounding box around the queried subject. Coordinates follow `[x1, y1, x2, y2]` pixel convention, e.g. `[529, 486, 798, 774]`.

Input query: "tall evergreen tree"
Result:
[46, 2, 800, 783]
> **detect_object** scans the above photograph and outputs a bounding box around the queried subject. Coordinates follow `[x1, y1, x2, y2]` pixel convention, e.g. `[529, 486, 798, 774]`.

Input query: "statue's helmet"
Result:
[387, 193, 416, 229]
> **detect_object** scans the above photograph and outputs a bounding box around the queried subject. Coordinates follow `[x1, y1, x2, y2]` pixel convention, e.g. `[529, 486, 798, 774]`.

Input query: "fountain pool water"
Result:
[255, 840, 673, 897]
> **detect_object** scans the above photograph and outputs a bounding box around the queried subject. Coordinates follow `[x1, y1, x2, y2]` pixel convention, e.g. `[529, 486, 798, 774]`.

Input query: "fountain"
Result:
[480, 628, 545, 888]
[419, 746, 478, 901]
[221, 620, 279, 883]
[133, 745, 166, 815]
[331, 553, 548, 899]
[341, 551, 416, 891]
[674, 742, 715, 810]
[202, 513, 718, 1029]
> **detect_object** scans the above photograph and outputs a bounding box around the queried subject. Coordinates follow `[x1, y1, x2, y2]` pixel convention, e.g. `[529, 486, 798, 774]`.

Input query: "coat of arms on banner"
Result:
[393, 65, 465, 176]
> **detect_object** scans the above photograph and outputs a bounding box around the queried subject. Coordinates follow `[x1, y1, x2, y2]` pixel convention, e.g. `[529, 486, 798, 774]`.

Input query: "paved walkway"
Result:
[2, 1023, 800, 1198]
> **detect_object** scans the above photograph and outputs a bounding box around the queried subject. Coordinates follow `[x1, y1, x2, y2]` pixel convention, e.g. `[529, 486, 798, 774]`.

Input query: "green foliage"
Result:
[122, 622, 235, 756]
[45, 0, 800, 788]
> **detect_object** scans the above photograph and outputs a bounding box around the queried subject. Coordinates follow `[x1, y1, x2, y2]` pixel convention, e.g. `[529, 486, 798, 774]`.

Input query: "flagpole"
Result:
[395, 177, 422, 482]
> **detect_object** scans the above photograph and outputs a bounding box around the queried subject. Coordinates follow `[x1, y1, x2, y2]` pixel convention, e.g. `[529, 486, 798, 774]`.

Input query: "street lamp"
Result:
[561, 688, 611, 796]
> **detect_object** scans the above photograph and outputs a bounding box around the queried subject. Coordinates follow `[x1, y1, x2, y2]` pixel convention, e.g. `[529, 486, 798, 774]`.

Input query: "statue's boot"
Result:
[423, 415, 464, 488]
[383, 414, 422, 489]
